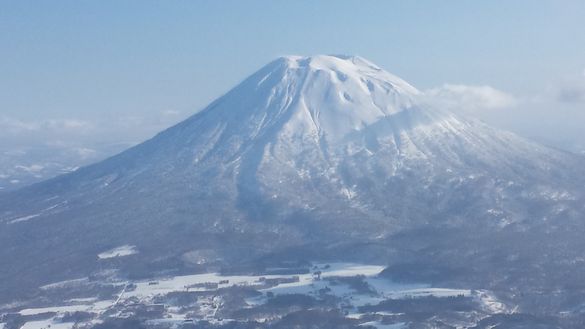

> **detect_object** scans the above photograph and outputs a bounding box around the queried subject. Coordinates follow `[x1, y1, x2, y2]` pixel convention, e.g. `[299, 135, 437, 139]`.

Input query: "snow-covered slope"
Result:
[1, 55, 585, 301]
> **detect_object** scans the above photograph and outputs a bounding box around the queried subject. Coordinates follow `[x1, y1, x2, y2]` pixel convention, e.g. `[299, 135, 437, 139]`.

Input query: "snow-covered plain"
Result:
[11, 263, 492, 329]
[360, 321, 406, 329]
[19, 300, 114, 316]
[124, 263, 386, 299]
[20, 319, 74, 329]
[15, 263, 502, 329]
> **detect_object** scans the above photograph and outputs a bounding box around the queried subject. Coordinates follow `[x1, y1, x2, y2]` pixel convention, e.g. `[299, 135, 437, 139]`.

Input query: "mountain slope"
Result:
[1, 55, 585, 302]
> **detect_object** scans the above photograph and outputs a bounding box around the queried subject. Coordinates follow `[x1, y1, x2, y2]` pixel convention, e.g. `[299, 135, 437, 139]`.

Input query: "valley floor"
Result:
[0, 263, 511, 329]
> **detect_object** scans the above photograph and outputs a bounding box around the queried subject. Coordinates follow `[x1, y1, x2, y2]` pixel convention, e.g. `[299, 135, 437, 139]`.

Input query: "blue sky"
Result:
[1, 1, 585, 152]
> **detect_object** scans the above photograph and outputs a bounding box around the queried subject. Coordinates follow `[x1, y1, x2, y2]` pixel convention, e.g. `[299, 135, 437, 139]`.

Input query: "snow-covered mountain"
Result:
[1, 55, 585, 302]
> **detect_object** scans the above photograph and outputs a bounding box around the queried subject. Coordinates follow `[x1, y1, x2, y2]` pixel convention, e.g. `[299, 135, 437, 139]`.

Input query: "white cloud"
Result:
[0, 110, 187, 142]
[556, 73, 585, 103]
[0, 117, 40, 133]
[73, 147, 98, 159]
[14, 164, 44, 173]
[423, 84, 518, 114]
[0, 110, 190, 155]
[421, 77, 585, 154]
[0, 117, 93, 134]
[161, 109, 181, 116]
[49, 119, 92, 130]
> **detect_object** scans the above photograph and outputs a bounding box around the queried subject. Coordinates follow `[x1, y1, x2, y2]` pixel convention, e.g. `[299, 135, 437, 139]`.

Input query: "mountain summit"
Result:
[1, 55, 585, 301]
[219, 54, 420, 141]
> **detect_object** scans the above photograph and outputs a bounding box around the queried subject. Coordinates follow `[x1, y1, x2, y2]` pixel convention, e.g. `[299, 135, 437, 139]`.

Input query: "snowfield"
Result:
[19, 300, 114, 316]
[360, 321, 406, 329]
[12, 263, 507, 329]
[97, 245, 138, 259]
[20, 319, 74, 329]
[8, 214, 40, 224]
[124, 263, 386, 299]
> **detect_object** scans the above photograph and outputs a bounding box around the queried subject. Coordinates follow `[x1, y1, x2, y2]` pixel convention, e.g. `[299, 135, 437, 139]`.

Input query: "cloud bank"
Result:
[556, 71, 585, 103]
[423, 84, 518, 114]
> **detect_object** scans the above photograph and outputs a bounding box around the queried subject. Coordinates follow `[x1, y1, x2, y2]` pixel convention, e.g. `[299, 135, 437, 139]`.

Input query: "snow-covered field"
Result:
[12, 263, 503, 329]
[20, 319, 74, 329]
[360, 321, 406, 329]
[125, 263, 385, 299]
[97, 244, 138, 259]
[19, 301, 114, 316]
